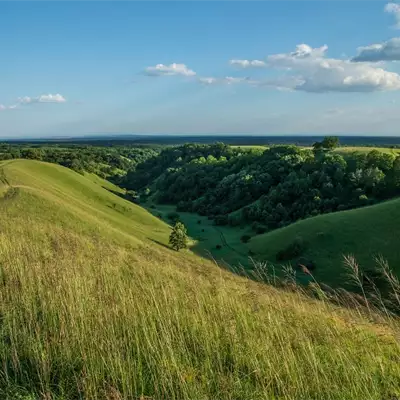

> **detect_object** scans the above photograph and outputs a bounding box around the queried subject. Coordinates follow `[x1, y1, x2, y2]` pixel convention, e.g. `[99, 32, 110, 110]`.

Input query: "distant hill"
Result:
[0, 159, 399, 399]
[249, 198, 400, 288]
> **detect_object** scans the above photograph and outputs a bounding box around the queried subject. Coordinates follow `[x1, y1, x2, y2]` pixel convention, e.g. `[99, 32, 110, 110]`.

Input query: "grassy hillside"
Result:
[0, 160, 400, 399]
[250, 197, 400, 287]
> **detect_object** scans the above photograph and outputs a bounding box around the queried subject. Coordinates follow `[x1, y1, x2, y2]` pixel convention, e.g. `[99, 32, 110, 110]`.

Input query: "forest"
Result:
[121, 138, 400, 233]
[0, 142, 159, 181]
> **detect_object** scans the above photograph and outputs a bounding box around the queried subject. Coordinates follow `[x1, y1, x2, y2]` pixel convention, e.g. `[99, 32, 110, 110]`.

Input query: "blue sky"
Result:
[1, 1, 400, 138]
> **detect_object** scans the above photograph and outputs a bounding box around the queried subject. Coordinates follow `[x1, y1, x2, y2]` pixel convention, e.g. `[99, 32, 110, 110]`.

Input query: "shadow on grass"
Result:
[104, 187, 140, 204]
[148, 238, 172, 251]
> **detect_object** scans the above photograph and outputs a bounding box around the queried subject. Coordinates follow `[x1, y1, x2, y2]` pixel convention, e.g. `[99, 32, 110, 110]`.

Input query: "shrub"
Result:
[216, 244, 222, 250]
[276, 236, 307, 261]
[214, 215, 229, 226]
[150, 204, 156, 209]
[240, 234, 251, 243]
[197, 220, 201, 224]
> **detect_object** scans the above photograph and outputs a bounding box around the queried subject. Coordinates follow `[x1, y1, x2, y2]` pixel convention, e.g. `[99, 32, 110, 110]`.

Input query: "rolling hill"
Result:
[249, 197, 400, 287]
[0, 159, 399, 399]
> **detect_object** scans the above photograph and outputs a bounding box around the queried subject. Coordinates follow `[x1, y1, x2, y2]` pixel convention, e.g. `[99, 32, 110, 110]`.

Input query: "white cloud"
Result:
[265, 44, 400, 92]
[352, 38, 400, 62]
[198, 77, 218, 85]
[229, 59, 266, 68]
[37, 93, 66, 103]
[0, 93, 67, 111]
[18, 93, 66, 104]
[144, 63, 196, 77]
[198, 76, 254, 85]
[385, 2, 400, 29]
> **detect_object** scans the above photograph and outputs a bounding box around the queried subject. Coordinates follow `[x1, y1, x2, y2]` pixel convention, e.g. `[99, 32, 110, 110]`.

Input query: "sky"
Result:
[1, 1, 400, 138]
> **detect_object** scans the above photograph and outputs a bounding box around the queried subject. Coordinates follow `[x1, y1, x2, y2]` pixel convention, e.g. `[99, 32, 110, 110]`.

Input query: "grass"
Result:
[250, 197, 400, 288]
[151, 204, 253, 268]
[334, 146, 400, 156]
[0, 160, 400, 399]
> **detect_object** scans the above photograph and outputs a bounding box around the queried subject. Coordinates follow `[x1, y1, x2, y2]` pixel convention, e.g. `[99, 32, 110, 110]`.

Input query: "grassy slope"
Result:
[250, 197, 400, 287]
[0, 160, 400, 399]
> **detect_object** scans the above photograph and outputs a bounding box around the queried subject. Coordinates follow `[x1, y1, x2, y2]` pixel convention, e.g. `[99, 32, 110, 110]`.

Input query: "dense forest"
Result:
[0, 143, 159, 181]
[122, 139, 400, 232]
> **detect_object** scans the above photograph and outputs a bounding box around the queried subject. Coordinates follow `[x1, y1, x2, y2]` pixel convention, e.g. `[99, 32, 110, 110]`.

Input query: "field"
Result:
[231, 144, 400, 156]
[334, 146, 400, 156]
[1, 160, 400, 399]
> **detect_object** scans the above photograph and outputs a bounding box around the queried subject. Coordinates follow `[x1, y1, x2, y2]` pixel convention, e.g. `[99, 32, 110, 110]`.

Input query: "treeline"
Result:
[0, 143, 159, 180]
[122, 140, 400, 232]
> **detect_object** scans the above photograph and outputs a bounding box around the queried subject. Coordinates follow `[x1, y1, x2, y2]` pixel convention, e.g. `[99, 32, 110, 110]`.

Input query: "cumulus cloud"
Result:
[385, 2, 400, 29]
[352, 37, 400, 62]
[229, 59, 266, 68]
[144, 63, 196, 77]
[265, 44, 400, 92]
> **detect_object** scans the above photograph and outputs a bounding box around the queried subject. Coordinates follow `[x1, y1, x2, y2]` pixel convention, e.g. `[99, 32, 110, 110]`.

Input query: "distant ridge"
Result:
[4, 134, 400, 147]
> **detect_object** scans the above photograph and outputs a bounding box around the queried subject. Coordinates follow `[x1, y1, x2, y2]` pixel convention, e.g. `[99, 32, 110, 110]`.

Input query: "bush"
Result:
[197, 220, 202, 224]
[214, 215, 229, 226]
[150, 204, 156, 209]
[216, 244, 222, 250]
[276, 236, 308, 261]
[240, 235, 251, 243]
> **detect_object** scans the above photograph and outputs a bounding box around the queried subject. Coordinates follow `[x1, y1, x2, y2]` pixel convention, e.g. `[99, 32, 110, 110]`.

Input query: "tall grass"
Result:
[0, 161, 399, 399]
[0, 223, 400, 400]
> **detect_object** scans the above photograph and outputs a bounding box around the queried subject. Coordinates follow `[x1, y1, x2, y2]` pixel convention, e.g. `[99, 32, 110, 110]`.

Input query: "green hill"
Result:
[249, 197, 400, 287]
[0, 160, 400, 400]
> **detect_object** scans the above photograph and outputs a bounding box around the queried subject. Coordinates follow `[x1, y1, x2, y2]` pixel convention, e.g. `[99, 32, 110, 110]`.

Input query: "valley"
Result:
[1, 140, 400, 399]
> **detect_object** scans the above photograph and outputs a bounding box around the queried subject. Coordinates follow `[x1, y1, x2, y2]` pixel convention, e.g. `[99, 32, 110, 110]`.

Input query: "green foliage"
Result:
[120, 142, 400, 235]
[322, 136, 340, 150]
[169, 221, 188, 251]
[0, 142, 158, 181]
[240, 234, 251, 243]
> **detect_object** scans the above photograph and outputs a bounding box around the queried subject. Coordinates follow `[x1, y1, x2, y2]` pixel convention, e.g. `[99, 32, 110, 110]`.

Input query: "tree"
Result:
[321, 136, 340, 150]
[169, 221, 188, 251]
[313, 136, 339, 153]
